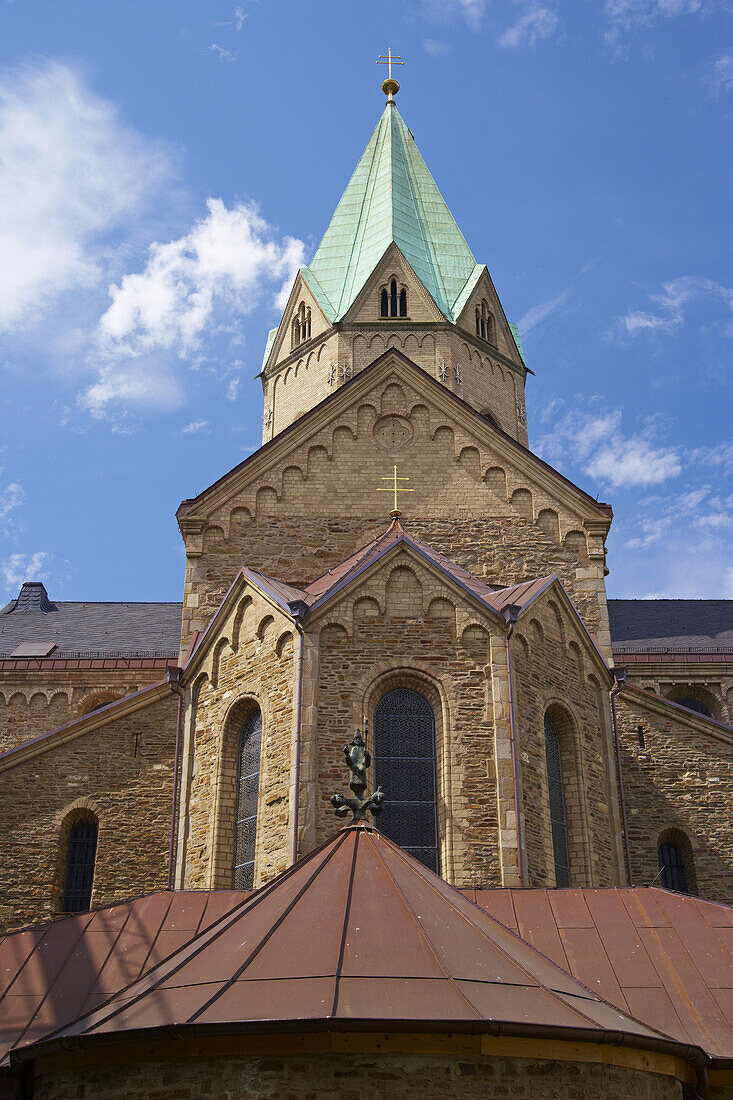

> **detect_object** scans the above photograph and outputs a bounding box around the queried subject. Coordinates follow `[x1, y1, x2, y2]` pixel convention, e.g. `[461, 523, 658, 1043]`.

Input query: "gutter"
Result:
[166, 667, 184, 890]
[288, 601, 307, 865]
[502, 605, 524, 887]
[610, 670, 634, 887]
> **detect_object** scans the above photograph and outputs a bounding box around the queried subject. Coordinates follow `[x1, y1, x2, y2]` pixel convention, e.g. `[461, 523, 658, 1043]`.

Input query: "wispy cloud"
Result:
[422, 0, 488, 31]
[422, 38, 450, 55]
[216, 6, 248, 30]
[84, 198, 305, 416]
[605, 0, 716, 34]
[207, 44, 238, 63]
[618, 276, 733, 337]
[0, 480, 24, 533]
[499, 5, 558, 49]
[706, 51, 733, 96]
[536, 408, 681, 489]
[1, 550, 52, 593]
[517, 291, 567, 334]
[181, 420, 209, 434]
[0, 60, 174, 334]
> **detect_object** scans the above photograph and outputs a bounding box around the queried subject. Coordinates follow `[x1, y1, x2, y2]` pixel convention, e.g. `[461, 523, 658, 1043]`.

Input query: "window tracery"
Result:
[233, 708, 262, 889]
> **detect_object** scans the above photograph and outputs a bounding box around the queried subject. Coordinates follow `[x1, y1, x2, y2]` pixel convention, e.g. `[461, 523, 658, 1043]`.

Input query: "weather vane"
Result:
[377, 47, 404, 103]
[330, 720, 385, 825]
[378, 464, 413, 518]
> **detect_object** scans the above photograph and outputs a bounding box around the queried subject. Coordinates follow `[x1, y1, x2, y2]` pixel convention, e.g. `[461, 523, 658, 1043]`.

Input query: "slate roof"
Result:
[306, 103, 480, 323]
[7, 825, 701, 1070]
[0, 583, 182, 659]
[609, 599, 733, 653]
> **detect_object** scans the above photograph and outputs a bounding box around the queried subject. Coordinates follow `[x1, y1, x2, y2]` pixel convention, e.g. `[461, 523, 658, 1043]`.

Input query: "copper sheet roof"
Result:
[8, 826, 692, 1068]
[2, 873, 731, 1069]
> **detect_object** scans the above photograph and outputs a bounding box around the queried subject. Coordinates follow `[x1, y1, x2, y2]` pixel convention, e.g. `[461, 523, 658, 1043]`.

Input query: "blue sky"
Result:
[0, 0, 731, 604]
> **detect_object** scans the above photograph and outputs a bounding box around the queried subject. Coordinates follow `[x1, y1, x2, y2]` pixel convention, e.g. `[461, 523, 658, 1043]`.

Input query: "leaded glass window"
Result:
[544, 713, 570, 887]
[62, 818, 98, 912]
[233, 708, 262, 889]
[374, 688, 439, 872]
[658, 842, 688, 893]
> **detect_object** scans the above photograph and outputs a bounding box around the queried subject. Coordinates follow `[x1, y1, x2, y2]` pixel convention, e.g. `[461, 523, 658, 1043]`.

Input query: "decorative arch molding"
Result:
[318, 616, 352, 642]
[664, 683, 722, 722]
[76, 690, 123, 717]
[210, 688, 267, 891]
[275, 630, 295, 658]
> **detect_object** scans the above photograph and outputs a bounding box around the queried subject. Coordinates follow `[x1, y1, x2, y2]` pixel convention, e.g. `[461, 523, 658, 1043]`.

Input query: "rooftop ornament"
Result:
[377, 47, 404, 104]
[330, 722, 385, 824]
[377, 463, 413, 518]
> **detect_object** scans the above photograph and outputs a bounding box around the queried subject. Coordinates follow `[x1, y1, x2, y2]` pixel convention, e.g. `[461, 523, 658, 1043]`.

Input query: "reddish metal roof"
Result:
[2, 869, 731, 1069]
[7, 827, 695, 1069]
[468, 887, 733, 1062]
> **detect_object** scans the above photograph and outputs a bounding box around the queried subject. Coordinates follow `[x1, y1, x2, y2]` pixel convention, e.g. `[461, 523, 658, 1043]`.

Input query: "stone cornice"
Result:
[0, 679, 175, 773]
[618, 682, 733, 745]
[177, 350, 612, 530]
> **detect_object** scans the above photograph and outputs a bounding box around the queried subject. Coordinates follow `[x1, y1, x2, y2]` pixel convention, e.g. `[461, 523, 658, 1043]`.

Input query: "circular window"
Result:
[373, 414, 413, 453]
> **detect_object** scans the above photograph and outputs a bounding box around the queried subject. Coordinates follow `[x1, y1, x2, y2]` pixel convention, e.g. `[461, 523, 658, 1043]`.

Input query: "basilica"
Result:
[0, 76, 731, 1099]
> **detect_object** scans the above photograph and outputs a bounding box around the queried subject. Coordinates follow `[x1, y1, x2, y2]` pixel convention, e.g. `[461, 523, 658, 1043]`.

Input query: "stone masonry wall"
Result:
[180, 371, 609, 659]
[511, 595, 620, 888]
[310, 552, 503, 887]
[33, 1050, 688, 1100]
[182, 587, 295, 890]
[0, 664, 169, 754]
[617, 690, 733, 904]
[0, 693, 178, 931]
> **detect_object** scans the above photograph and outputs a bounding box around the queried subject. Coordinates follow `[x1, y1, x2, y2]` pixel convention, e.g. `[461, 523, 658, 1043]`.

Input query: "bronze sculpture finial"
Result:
[330, 721, 385, 824]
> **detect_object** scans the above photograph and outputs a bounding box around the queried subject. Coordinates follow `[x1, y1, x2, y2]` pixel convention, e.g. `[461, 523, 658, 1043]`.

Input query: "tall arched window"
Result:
[399, 288, 407, 317]
[674, 696, 712, 717]
[233, 708, 262, 889]
[544, 713, 570, 887]
[374, 687, 439, 872]
[390, 279, 398, 318]
[62, 816, 98, 912]
[380, 288, 389, 317]
[658, 842, 688, 893]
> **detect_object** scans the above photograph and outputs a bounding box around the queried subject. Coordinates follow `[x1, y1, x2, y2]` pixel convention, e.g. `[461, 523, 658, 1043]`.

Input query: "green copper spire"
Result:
[306, 104, 479, 323]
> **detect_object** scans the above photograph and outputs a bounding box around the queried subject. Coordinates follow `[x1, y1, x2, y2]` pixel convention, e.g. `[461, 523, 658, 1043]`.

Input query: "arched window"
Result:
[380, 288, 389, 317]
[675, 697, 712, 718]
[544, 713, 570, 887]
[374, 687, 439, 872]
[658, 842, 688, 893]
[62, 817, 98, 912]
[475, 307, 481, 336]
[480, 300, 487, 340]
[233, 708, 262, 889]
[399, 288, 407, 317]
[291, 303, 310, 349]
[390, 279, 398, 318]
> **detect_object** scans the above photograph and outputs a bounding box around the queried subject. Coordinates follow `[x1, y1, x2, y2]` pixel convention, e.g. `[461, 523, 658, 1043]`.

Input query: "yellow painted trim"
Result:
[33, 1030, 695, 1084]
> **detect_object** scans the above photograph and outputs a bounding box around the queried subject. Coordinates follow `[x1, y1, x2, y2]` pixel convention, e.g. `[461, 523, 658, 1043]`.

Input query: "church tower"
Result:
[173, 76, 623, 896]
[259, 92, 530, 447]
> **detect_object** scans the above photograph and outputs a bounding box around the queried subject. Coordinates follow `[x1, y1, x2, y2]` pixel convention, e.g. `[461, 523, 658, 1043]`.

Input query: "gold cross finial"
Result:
[377, 47, 404, 103]
[377, 464, 413, 517]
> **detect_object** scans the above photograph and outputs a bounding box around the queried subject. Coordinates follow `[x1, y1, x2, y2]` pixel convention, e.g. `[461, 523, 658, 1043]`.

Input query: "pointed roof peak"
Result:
[307, 104, 478, 323]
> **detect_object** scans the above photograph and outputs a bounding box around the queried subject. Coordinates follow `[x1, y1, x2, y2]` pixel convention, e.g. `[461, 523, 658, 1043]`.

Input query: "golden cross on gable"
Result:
[377, 47, 404, 102]
[377, 464, 413, 518]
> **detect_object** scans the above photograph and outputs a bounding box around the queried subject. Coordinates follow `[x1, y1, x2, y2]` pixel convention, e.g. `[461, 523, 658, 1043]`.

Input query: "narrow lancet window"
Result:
[374, 687, 439, 872]
[62, 817, 98, 913]
[390, 279, 398, 317]
[380, 289, 389, 317]
[233, 708, 262, 889]
[399, 288, 407, 316]
[544, 713, 570, 887]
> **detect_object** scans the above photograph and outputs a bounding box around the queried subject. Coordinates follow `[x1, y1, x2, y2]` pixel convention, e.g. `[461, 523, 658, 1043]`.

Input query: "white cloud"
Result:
[517, 291, 567, 333]
[98, 199, 304, 357]
[423, 0, 488, 31]
[536, 408, 681, 489]
[85, 198, 305, 415]
[604, 0, 712, 34]
[0, 60, 173, 333]
[181, 420, 209, 434]
[707, 52, 733, 96]
[619, 276, 733, 337]
[499, 5, 558, 48]
[422, 38, 450, 55]
[1, 551, 52, 592]
[0, 481, 24, 532]
[226, 377, 241, 402]
[216, 6, 248, 30]
[207, 44, 238, 63]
